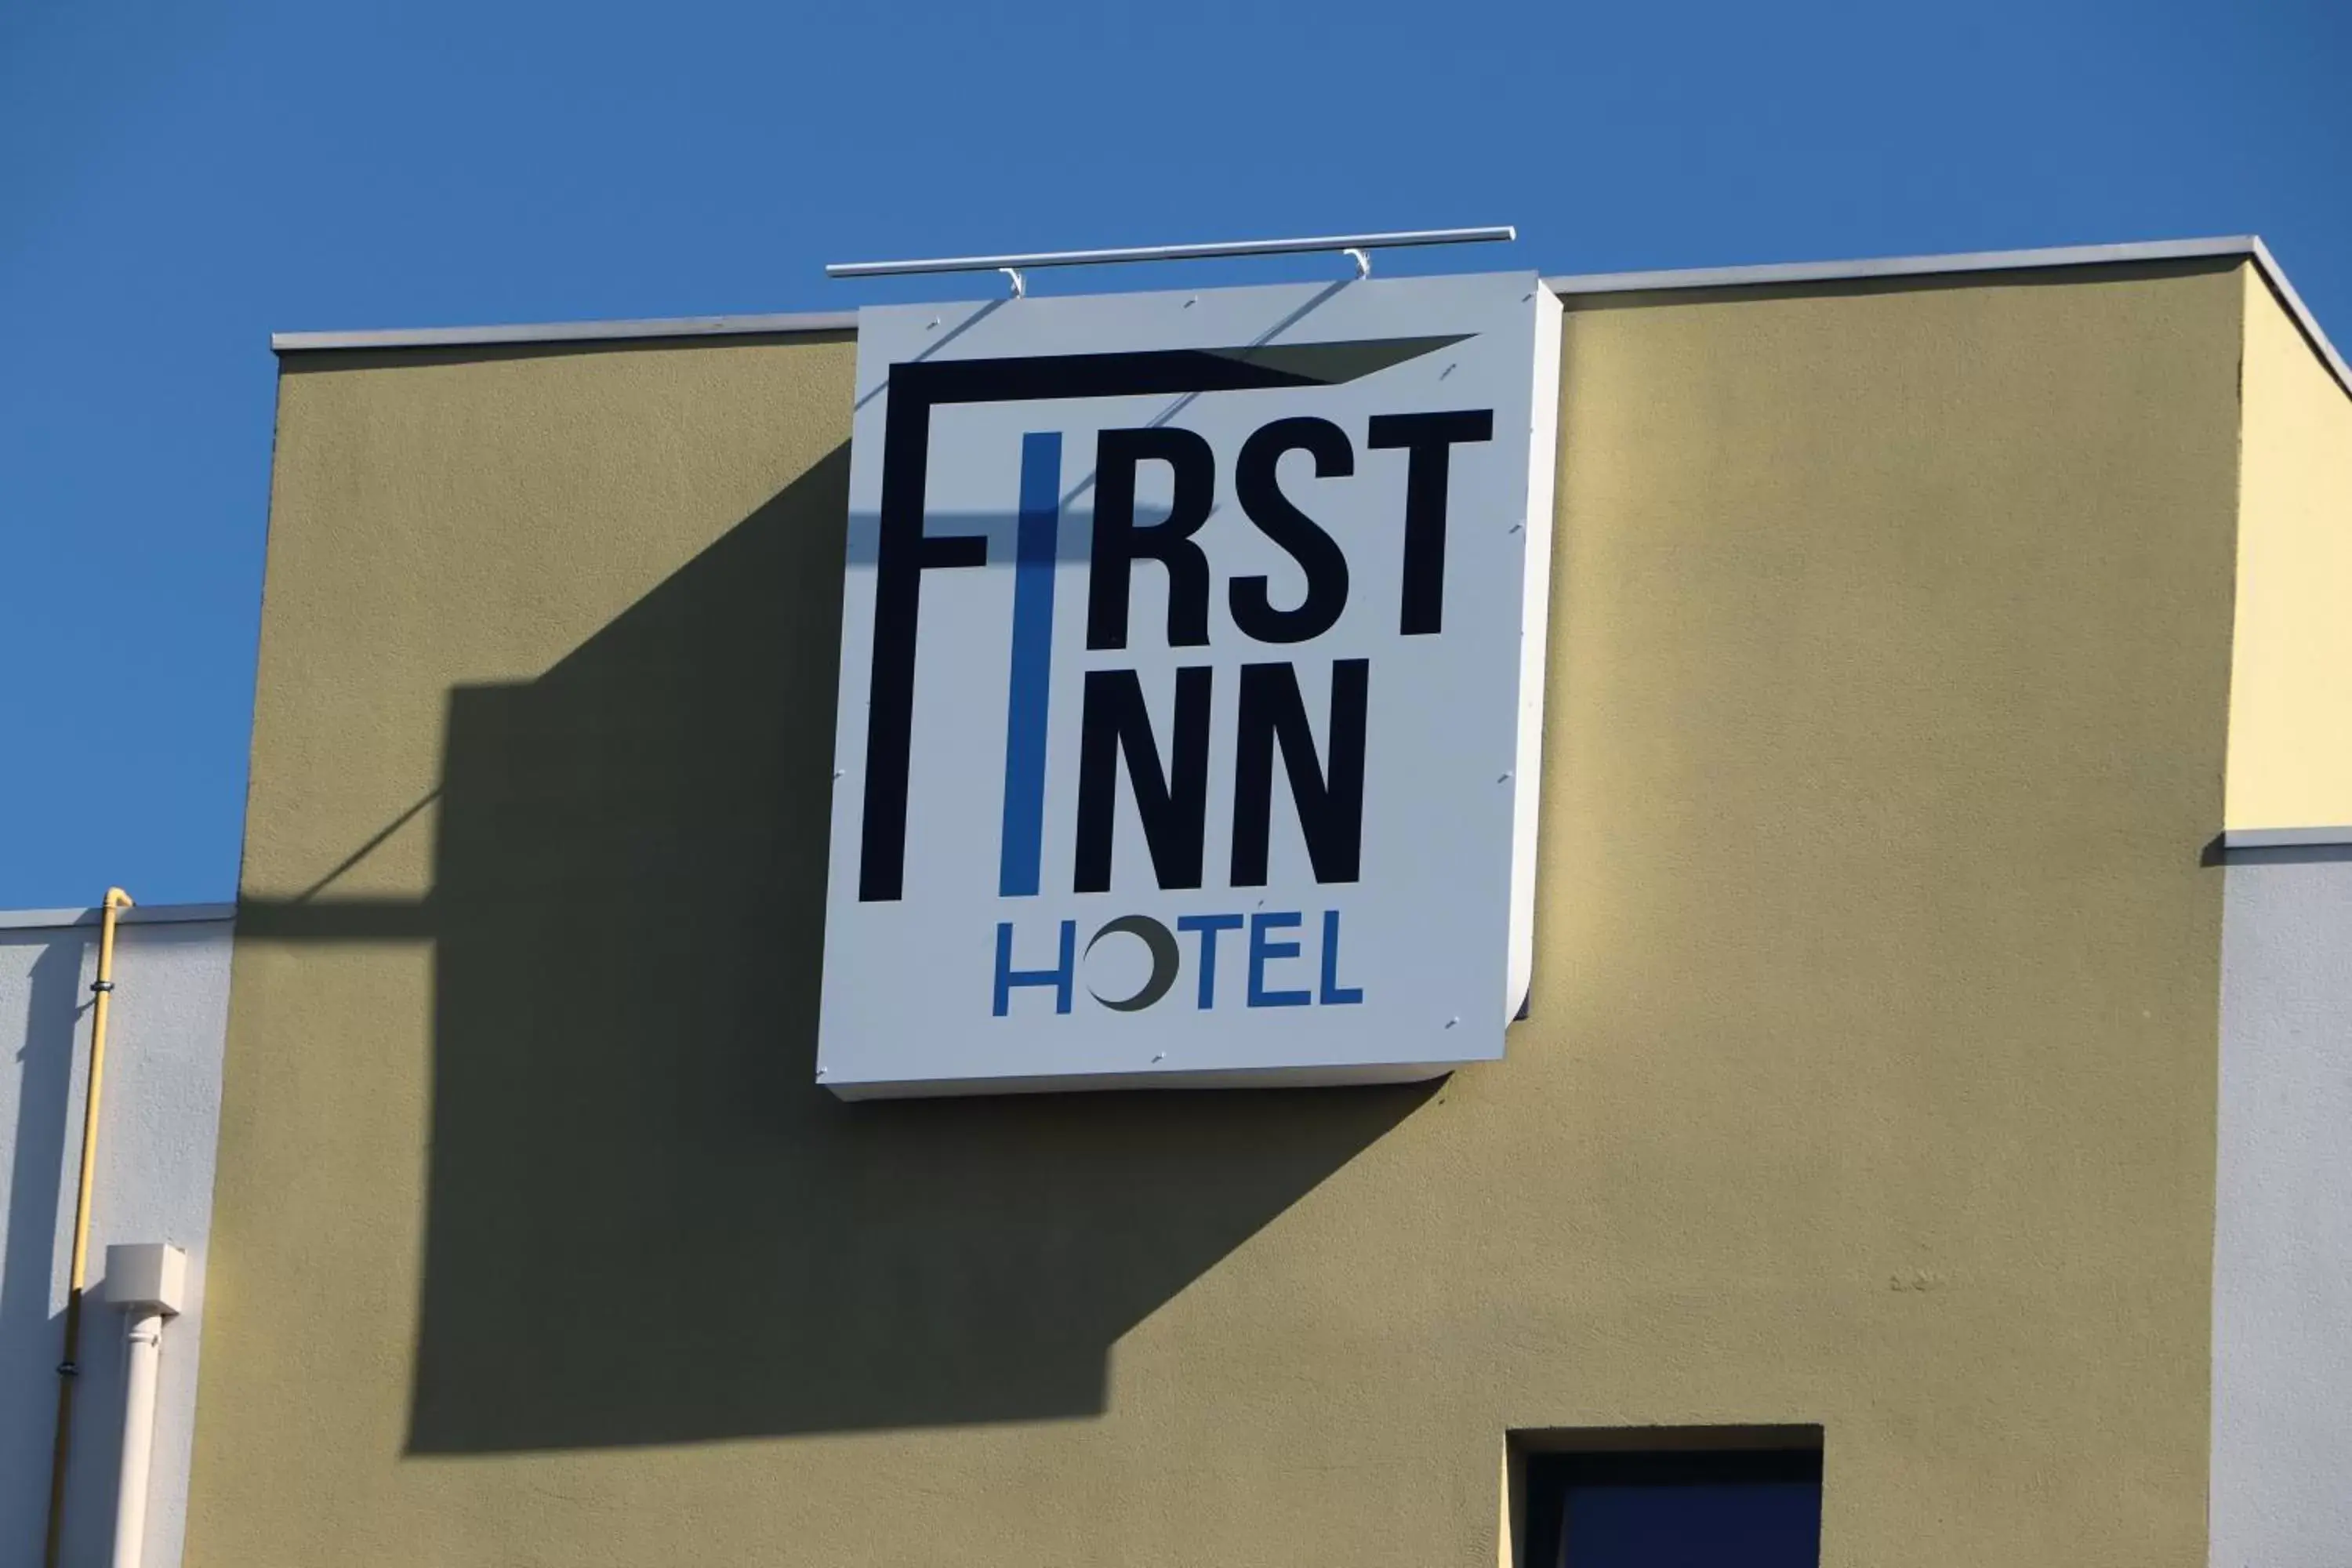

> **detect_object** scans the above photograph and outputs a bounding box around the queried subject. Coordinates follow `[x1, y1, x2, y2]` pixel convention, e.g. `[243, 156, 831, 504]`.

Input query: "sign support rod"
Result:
[826, 227, 1516, 296]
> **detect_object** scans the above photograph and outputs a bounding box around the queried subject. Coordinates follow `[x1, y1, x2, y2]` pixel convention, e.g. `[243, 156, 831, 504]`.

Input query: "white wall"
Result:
[2212, 850, 2352, 1568]
[1, 907, 231, 1568]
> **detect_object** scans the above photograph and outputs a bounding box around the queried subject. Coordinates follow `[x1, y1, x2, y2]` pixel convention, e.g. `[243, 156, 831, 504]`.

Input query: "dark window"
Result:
[1522, 1446, 1822, 1568]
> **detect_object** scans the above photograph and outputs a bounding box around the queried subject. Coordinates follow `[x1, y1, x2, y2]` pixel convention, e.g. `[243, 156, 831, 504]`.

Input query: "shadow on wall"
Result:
[2, 937, 133, 1565]
[240, 443, 1432, 1452]
[2, 944, 82, 1511]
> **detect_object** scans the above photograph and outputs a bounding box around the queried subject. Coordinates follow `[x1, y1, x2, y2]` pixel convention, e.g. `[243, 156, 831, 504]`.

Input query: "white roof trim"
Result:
[0, 902, 236, 932]
[2220, 826, 2352, 851]
[272, 309, 856, 354]
[1538, 234, 2259, 295]
[1544, 234, 2350, 401]
[2245, 236, 2352, 403]
[269, 237, 2347, 398]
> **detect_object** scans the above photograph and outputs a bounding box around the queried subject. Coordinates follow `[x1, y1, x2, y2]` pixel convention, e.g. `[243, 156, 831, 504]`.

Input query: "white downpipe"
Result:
[102, 1243, 185, 1568]
[111, 1307, 166, 1568]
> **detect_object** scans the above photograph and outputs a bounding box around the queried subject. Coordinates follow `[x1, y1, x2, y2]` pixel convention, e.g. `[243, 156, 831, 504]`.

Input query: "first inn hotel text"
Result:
[2, 232, 2350, 1567]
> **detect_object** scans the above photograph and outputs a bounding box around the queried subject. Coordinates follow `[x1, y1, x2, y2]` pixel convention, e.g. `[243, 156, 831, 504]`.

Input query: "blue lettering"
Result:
[1247, 912, 1311, 1007]
[1318, 909, 1363, 1005]
[1177, 913, 1245, 1009]
[993, 920, 1075, 1016]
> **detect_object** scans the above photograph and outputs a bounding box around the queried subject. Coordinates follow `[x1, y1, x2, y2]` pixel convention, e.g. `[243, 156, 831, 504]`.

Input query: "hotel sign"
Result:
[819, 273, 1560, 1095]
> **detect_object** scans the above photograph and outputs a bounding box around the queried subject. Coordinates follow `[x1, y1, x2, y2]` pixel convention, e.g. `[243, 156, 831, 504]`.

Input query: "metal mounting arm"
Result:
[826, 226, 1515, 290]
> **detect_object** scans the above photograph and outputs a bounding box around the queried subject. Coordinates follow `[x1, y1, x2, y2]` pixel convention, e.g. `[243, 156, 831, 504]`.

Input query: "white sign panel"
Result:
[819, 272, 1560, 1097]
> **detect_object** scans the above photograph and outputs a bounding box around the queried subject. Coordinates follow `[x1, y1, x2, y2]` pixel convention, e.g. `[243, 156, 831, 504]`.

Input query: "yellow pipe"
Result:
[43, 887, 134, 1568]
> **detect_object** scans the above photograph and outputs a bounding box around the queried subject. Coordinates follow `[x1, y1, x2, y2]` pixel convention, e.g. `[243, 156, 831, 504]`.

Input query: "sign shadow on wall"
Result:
[242, 441, 1435, 1453]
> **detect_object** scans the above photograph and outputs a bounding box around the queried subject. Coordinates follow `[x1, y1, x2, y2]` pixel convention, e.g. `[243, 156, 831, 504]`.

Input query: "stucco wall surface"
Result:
[2224, 270, 2352, 834]
[191, 265, 2244, 1568]
[2211, 852, 2352, 1566]
[1, 910, 232, 1568]
[2207, 275, 2352, 1565]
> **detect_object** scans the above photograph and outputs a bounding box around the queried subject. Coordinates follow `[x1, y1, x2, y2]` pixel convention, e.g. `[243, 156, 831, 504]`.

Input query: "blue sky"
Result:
[4, 0, 2348, 909]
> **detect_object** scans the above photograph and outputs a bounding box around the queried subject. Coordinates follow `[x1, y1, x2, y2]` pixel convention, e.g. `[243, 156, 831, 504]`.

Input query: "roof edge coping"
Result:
[269, 237, 2347, 399]
[0, 902, 238, 932]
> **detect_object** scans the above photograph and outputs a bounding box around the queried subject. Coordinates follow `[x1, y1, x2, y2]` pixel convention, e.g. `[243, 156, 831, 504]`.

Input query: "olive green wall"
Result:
[188, 262, 2245, 1566]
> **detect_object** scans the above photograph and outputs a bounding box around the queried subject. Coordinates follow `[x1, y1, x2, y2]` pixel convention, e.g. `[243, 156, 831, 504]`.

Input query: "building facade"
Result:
[1, 906, 231, 1568]
[5, 238, 2347, 1566]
